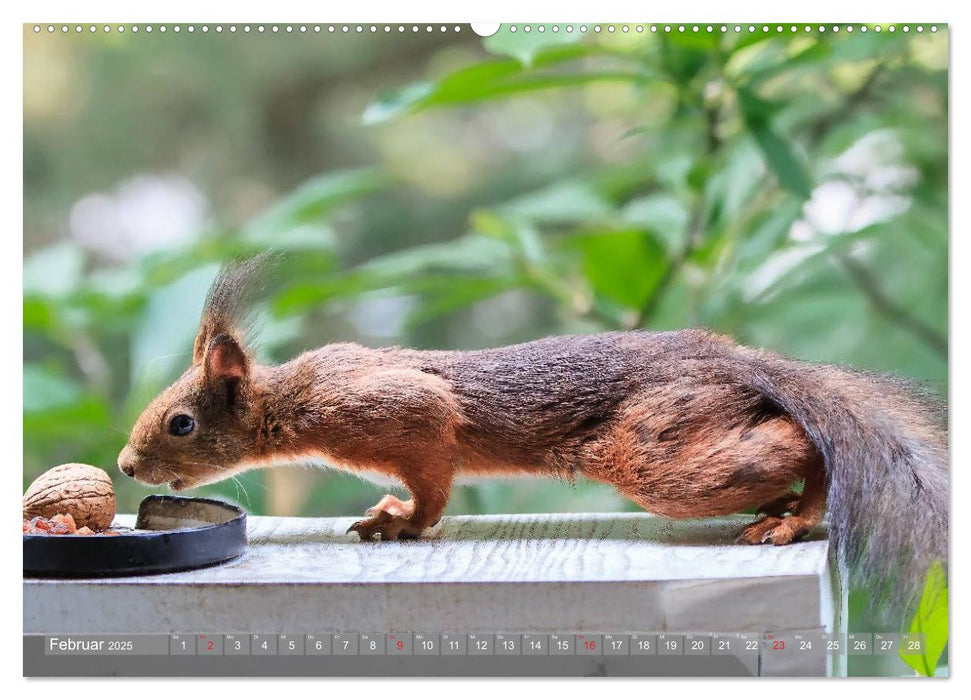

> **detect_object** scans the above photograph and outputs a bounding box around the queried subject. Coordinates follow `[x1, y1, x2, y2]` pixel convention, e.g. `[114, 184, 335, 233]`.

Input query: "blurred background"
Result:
[23, 25, 947, 664]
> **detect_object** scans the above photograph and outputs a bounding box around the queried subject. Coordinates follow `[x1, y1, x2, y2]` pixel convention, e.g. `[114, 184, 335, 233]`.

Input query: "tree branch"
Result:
[835, 253, 947, 358]
[808, 64, 886, 148]
[809, 62, 946, 358]
[633, 96, 720, 329]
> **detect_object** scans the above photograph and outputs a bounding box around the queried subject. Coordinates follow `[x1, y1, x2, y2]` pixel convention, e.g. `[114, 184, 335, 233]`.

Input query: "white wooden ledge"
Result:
[23, 513, 841, 676]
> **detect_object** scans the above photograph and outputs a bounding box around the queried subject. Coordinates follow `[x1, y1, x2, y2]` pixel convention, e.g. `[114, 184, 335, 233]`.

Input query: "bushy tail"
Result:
[744, 352, 948, 619]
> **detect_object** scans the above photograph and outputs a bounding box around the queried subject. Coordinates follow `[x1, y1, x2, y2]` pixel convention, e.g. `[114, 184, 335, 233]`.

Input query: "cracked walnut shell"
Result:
[23, 464, 116, 531]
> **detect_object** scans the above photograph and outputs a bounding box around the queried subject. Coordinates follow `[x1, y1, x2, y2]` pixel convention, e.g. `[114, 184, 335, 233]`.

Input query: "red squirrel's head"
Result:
[119, 257, 268, 490]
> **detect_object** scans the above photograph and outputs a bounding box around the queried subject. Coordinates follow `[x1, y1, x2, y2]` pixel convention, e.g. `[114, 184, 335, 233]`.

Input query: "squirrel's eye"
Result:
[169, 414, 195, 436]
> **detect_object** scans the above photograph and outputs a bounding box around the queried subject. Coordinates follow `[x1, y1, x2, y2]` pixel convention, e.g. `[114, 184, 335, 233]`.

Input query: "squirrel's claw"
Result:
[735, 515, 784, 545]
[346, 519, 379, 541]
[347, 509, 419, 542]
[348, 494, 421, 541]
[736, 515, 810, 546]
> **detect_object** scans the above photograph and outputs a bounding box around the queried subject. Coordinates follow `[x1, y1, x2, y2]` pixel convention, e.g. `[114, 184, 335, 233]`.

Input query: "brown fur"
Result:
[120, 260, 947, 618]
[121, 324, 825, 542]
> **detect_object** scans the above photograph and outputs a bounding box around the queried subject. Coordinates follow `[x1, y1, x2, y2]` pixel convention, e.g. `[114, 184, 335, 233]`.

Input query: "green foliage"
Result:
[22, 166, 391, 508]
[363, 43, 652, 123]
[571, 229, 666, 309]
[900, 562, 949, 677]
[24, 29, 947, 654]
[737, 87, 813, 198]
[354, 26, 947, 392]
[242, 169, 393, 245]
[482, 26, 584, 66]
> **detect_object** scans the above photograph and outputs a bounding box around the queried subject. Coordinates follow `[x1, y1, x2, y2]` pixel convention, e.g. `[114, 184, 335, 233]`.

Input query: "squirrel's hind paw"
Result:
[735, 515, 809, 546]
[347, 510, 421, 542]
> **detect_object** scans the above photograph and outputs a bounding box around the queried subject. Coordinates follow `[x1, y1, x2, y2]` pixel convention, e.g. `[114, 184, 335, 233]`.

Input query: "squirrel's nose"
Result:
[118, 445, 136, 478]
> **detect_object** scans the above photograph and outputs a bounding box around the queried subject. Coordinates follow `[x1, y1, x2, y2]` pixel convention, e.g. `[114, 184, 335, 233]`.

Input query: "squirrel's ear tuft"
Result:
[192, 324, 211, 366]
[192, 252, 277, 366]
[203, 334, 249, 385]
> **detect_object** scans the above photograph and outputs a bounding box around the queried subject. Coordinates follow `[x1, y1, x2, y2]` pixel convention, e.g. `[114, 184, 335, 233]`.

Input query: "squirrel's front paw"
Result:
[347, 509, 420, 542]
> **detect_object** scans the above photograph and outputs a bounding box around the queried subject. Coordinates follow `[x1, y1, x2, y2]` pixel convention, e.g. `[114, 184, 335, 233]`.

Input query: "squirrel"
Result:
[119, 255, 947, 615]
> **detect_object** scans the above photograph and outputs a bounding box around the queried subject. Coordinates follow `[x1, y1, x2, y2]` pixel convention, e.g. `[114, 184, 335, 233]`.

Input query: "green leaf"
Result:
[85, 266, 144, 299]
[23, 242, 85, 298]
[725, 27, 782, 54]
[621, 194, 690, 252]
[366, 71, 650, 123]
[738, 87, 813, 199]
[23, 363, 83, 413]
[406, 276, 522, 327]
[501, 181, 614, 225]
[24, 396, 113, 450]
[726, 37, 833, 86]
[900, 561, 948, 677]
[359, 235, 512, 278]
[130, 265, 219, 386]
[23, 363, 113, 450]
[363, 45, 652, 123]
[471, 211, 547, 266]
[570, 229, 667, 309]
[363, 82, 436, 125]
[242, 224, 337, 252]
[483, 26, 584, 66]
[734, 199, 803, 267]
[272, 235, 514, 316]
[23, 296, 58, 334]
[659, 33, 716, 84]
[244, 169, 393, 238]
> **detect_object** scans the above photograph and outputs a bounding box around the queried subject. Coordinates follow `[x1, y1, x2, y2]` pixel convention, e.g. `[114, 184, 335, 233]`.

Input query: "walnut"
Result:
[23, 464, 116, 531]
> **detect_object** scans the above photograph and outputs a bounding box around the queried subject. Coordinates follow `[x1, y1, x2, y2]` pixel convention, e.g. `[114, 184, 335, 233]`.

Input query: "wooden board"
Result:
[25, 514, 834, 646]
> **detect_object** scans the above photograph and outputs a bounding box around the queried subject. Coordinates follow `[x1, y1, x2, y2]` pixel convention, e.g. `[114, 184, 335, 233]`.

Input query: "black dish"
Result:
[23, 495, 247, 578]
